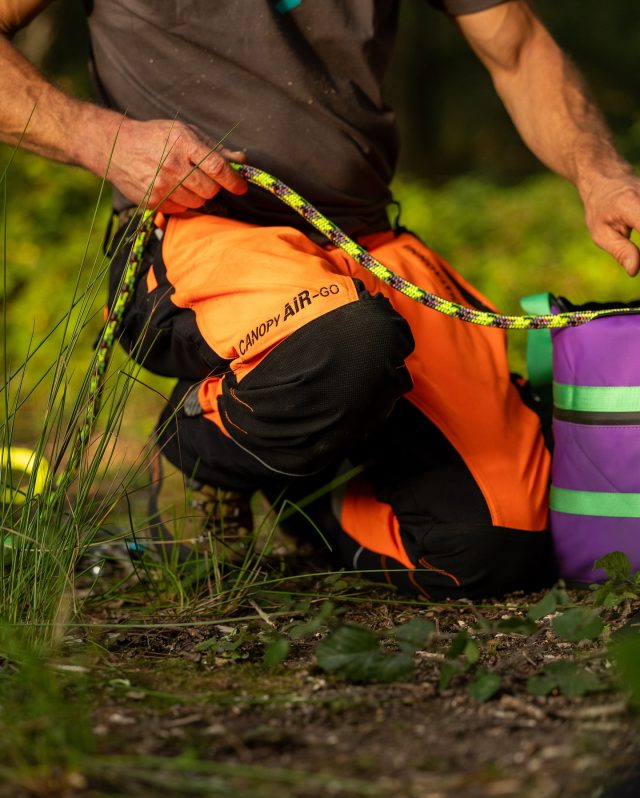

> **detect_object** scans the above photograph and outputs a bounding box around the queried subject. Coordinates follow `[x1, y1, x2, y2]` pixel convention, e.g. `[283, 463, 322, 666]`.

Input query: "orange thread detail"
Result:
[380, 555, 393, 586]
[417, 556, 461, 588]
[408, 570, 432, 600]
[223, 409, 248, 435]
[230, 387, 254, 413]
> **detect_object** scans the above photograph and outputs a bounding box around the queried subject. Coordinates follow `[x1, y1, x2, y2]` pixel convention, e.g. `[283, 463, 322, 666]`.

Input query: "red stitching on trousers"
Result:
[223, 409, 248, 435]
[417, 556, 461, 587]
[408, 570, 432, 600]
[230, 387, 254, 413]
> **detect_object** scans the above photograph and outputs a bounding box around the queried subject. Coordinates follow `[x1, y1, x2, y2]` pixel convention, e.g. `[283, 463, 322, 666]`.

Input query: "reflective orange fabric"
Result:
[161, 213, 550, 533]
[340, 477, 413, 569]
[334, 231, 550, 534]
[162, 212, 359, 383]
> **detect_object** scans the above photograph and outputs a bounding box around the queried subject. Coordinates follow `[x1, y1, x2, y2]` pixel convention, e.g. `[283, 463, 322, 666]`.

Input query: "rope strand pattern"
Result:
[54, 211, 155, 498]
[234, 163, 634, 330]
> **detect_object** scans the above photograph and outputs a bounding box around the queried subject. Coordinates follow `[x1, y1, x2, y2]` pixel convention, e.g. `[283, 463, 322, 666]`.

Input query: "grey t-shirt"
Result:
[86, 0, 505, 235]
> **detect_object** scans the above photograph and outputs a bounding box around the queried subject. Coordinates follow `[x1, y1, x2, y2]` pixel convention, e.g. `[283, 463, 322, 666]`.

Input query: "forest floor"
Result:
[3, 552, 638, 798]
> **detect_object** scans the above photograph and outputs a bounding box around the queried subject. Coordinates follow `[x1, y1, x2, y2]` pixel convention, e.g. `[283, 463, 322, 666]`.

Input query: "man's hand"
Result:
[457, 0, 640, 277]
[579, 170, 640, 277]
[0, 23, 247, 214]
[104, 118, 247, 214]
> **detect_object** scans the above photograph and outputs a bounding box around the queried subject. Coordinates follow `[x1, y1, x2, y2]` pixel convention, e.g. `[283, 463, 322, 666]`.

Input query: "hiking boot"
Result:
[146, 445, 254, 565]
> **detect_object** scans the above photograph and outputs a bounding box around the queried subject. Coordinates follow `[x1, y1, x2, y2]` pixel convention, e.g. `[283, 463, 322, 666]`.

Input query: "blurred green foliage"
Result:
[394, 171, 639, 297]
[395, 169, 639, 371]
[1, 150, 107, 354]
[1, 149, 109, 429]
[0, 148, 170, 442]
[389, 0, 640, 180]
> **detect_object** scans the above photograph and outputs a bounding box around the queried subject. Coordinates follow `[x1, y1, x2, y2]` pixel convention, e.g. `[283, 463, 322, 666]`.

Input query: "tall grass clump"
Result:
[0, 142, 286, 793]
[0, 142, 149, 792]
[0, 143, 151, 645]
[0, 144, 288, 645]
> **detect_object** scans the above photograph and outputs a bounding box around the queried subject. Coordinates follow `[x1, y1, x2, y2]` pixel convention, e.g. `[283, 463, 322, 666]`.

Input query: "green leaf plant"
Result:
[527, 660, 606, 698]
[315, 616, 437, 685]
[302, 555, 639, 704]
[591, 551, 640, 609]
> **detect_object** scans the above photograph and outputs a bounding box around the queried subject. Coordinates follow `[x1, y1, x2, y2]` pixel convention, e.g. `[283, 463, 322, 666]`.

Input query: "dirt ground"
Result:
[6, 570, 637, 798]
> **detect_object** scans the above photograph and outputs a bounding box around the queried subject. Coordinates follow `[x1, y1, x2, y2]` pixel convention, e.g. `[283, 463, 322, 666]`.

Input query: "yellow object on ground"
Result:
[1, 447, 50, 505]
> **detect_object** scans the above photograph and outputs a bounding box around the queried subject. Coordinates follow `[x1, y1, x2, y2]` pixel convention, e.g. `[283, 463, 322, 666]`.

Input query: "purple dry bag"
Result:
[523, 294, 640, 583]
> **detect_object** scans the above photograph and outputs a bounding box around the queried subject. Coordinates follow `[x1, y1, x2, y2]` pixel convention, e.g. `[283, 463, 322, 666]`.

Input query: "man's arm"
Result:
[456, 0, 640, 276]
[0, 1, 246, 213]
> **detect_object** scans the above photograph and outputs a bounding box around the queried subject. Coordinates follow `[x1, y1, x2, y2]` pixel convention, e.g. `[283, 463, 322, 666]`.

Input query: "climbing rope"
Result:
[233, 163, 634, 330]
[53, 209, 156, 499]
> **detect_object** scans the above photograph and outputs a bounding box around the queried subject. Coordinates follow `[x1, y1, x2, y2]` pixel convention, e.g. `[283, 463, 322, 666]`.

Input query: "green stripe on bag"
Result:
[550, 486, 640, 518]
[521, 293, 554, 389]
[553, 383, 640, 413]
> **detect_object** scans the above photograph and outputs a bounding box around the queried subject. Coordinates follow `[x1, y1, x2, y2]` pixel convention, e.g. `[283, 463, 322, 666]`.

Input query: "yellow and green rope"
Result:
[234, 164, 634, 330]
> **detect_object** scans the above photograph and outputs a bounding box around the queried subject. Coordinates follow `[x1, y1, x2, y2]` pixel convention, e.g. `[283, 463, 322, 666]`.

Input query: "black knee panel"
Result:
[218, 293, 415, 475]
[406, 524, 556, 599]
[332, 522, 555, 601]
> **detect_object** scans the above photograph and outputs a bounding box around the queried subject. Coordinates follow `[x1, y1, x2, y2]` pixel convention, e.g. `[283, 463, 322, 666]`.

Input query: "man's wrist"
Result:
[67, 100, 124, 179]
[573, 142, 634, 202]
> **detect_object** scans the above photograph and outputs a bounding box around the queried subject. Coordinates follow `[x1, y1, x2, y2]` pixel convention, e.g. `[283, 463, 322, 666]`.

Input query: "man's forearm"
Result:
[471, 14, 631, 200]
[458, 1, 640, 276]
[0, 32, 119, 177]
[458, 6, 627, 193]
